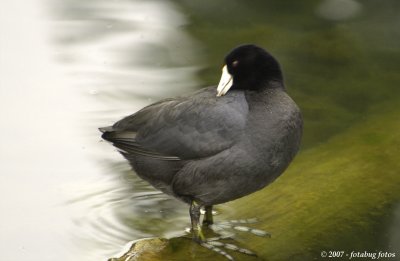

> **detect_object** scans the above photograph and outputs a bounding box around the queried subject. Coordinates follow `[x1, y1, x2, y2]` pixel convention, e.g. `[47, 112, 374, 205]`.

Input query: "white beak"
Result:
[216, 65, 233, 97]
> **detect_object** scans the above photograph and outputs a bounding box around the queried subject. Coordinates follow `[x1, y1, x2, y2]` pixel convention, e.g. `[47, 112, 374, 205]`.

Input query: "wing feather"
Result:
[100, 87, 248, 160]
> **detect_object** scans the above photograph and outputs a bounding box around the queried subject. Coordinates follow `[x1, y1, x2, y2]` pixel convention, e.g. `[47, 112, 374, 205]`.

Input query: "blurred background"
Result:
[0, 0, 399, 260]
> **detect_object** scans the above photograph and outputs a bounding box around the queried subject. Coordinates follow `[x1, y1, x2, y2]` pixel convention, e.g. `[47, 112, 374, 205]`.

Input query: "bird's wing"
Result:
[101, 87, 249, 160]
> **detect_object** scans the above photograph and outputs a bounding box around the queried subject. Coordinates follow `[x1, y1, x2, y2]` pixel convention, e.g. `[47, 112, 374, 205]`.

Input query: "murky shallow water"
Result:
[1, 0, 399, 260]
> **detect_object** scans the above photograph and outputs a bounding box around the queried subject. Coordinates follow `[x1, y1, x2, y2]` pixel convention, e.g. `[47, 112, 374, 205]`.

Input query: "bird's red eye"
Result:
[232, 60, 239, 67]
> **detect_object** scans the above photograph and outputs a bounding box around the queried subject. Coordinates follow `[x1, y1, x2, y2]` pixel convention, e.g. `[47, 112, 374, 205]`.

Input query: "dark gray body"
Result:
[101, 86, 302, 206]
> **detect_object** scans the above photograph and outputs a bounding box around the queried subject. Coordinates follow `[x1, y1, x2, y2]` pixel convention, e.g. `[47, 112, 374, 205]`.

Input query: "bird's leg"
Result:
[203, 205, 214, 225]
[189, 200, 204, 242]
[187, 204, 262, 260]
[189, 203, 234, 259]
[188, 203, 263, 260]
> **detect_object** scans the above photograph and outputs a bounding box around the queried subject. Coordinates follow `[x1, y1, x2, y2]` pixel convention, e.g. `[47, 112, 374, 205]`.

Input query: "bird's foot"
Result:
[188, 202, 265, 260]
[200, 233, 260, 261]
[201, 238, 258, 260]
[191, 224, 206, 243]
[185, 224, 260, 261]
[210, 218, 271, 238]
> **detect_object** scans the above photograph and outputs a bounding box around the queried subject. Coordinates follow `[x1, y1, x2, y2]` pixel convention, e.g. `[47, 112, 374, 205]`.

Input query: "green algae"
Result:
[223, 102, 400, 260]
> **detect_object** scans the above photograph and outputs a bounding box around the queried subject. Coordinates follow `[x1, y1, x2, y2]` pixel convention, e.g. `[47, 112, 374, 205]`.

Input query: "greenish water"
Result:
[1, 1, 399, 260]
[165, 0, 400, 260]
[174, 0, 400, 148]
[110, 1, 400, 260]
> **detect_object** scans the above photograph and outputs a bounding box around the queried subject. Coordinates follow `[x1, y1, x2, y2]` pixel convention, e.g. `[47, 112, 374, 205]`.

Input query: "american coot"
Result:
[100, 44, 303, 241]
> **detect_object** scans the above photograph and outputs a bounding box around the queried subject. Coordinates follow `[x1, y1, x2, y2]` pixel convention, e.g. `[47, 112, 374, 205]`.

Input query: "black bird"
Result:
[100, 44, 303, 241]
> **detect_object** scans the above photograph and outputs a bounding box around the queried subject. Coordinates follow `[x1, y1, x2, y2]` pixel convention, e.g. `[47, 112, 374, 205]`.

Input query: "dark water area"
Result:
[0, 0, 399, 260]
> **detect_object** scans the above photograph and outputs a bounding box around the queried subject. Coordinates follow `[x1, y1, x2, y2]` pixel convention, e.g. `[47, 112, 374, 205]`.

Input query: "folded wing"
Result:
[100, 88, 249, 160]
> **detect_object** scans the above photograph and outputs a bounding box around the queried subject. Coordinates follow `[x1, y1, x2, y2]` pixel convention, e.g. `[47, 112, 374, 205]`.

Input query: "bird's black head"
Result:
[217, 44, 284, 96]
